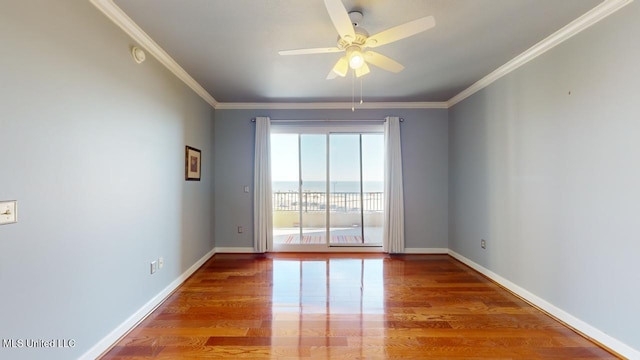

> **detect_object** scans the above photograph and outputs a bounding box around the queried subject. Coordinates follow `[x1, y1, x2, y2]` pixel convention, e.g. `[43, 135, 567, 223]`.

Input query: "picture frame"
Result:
[185, 146, 202, 181]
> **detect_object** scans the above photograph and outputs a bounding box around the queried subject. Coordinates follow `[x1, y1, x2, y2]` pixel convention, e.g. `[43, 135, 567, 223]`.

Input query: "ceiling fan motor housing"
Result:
[338, 27, 369, 49]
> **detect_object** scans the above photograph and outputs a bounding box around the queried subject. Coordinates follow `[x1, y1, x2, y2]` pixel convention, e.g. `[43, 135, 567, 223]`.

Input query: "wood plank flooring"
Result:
[100, 253, 618, 359]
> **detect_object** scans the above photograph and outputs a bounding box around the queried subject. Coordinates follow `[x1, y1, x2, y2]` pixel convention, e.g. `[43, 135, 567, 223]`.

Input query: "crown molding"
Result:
[89, 0, 219, 108]
[91, 0, 632, 111]
[446, 0, 634, 108]
[215, 101, 448, 110]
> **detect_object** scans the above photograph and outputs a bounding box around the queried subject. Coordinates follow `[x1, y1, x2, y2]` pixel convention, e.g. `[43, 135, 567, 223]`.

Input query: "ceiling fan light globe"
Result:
[334, 68, 348, 77]
[331, 56, 349, 77]
[349, 51, 365, 69]
[355, 62, 371, 77]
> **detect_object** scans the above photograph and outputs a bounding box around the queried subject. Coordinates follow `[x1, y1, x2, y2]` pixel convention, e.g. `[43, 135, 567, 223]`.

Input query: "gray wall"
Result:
[214, 108, 448, 250]
[449, 1, 640, 351]
[0, 1, 215, 359]
[4, 0, 636, 356]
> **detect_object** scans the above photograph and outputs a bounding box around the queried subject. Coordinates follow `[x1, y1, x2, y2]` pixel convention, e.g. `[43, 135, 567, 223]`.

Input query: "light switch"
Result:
[0, 200, 17, 225]
[244, 185, 250, 193]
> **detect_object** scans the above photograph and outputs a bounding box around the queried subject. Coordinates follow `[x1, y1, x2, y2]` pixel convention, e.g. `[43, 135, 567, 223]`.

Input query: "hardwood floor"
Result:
[100, 253, 617, 359]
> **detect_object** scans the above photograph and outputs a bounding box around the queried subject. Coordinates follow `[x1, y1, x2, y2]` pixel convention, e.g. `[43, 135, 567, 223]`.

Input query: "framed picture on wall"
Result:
[185, 146, 201, 181]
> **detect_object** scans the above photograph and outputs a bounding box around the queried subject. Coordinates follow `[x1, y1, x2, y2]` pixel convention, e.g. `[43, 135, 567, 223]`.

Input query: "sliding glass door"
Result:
[300, 134, 327, 245]
[329, 134, 362, 245]
[361, 134, 384, 245]
[271, 128, 383, 251]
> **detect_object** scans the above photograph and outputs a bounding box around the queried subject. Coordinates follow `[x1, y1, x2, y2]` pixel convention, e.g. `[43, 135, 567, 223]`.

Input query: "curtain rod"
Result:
[250, 118, 404, 122]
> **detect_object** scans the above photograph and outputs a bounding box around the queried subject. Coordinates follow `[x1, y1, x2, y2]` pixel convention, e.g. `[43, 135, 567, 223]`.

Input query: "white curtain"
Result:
[253, 117, 272, 253]
[384, 116, 405, 253]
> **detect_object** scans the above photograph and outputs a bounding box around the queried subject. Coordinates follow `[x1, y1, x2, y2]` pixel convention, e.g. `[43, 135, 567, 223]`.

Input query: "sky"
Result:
[271, 133, 383, 183]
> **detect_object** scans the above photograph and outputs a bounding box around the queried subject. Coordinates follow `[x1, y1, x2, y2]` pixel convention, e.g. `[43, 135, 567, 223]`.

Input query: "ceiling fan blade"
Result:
[366, 16, 435, 48]
[323, 0, 356, 42]
[328, 56, 349, 79]
[355, 62, 370, 78]
[327, 70, 338, 80]
[279, 47, 343, 56]
[364, 51, 405, 73]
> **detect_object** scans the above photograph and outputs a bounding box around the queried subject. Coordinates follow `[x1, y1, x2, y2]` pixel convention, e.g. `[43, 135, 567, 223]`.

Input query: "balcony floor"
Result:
[274, 227, 383, 246]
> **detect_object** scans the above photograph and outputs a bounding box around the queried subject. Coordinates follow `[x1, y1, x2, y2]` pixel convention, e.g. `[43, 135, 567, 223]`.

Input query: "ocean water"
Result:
[273, 181, 383, 193]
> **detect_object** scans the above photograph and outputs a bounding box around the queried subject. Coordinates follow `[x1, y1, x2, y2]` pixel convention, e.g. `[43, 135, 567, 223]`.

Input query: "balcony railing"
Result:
[273, 191, 383, 212]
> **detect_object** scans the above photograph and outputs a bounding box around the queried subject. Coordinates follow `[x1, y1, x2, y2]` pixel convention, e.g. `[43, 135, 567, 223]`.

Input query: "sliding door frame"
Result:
[270, 124, 384, 253]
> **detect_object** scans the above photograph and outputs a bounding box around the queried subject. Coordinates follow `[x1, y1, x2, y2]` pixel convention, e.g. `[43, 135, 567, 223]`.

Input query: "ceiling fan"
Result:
[278, 0, 436, 79]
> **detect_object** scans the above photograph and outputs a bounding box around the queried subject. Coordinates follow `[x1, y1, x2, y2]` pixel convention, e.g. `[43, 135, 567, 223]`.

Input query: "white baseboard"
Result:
[79, 245, 638, 360]
[79, 248, 216, 360]
[215, 247, 449, 254]
[404, 247, 448, 254]
[214, 247, 449, 254]
[214, 247, 256, 253]
[448, 250, 640, 360]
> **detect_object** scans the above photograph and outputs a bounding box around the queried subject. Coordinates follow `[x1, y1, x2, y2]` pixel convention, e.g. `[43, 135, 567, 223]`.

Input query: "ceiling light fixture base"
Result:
[349, 11, 363, 27]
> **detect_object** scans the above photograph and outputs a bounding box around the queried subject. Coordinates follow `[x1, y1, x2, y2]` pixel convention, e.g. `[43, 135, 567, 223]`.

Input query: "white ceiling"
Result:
[112, 0, 603, 104]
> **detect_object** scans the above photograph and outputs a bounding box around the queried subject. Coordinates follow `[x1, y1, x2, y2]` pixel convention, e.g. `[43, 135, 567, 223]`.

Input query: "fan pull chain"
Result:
[351, 70, 355, 112]
[360, 77, 363, 104]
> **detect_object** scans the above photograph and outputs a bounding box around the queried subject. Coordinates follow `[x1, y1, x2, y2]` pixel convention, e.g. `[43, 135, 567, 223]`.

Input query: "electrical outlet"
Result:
[237, 226, 243, 233]
[481, 239, 486, 249]
[244, 185, 250, 193]
[150, 261, 157, 274]
[158, 257, 164, 269]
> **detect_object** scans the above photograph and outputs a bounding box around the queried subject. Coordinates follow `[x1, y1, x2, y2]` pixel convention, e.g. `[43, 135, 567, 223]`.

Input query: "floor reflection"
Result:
[100, 253, 617, 359]
[272, 258, 384, 316]
[270, 256, 385, 358]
